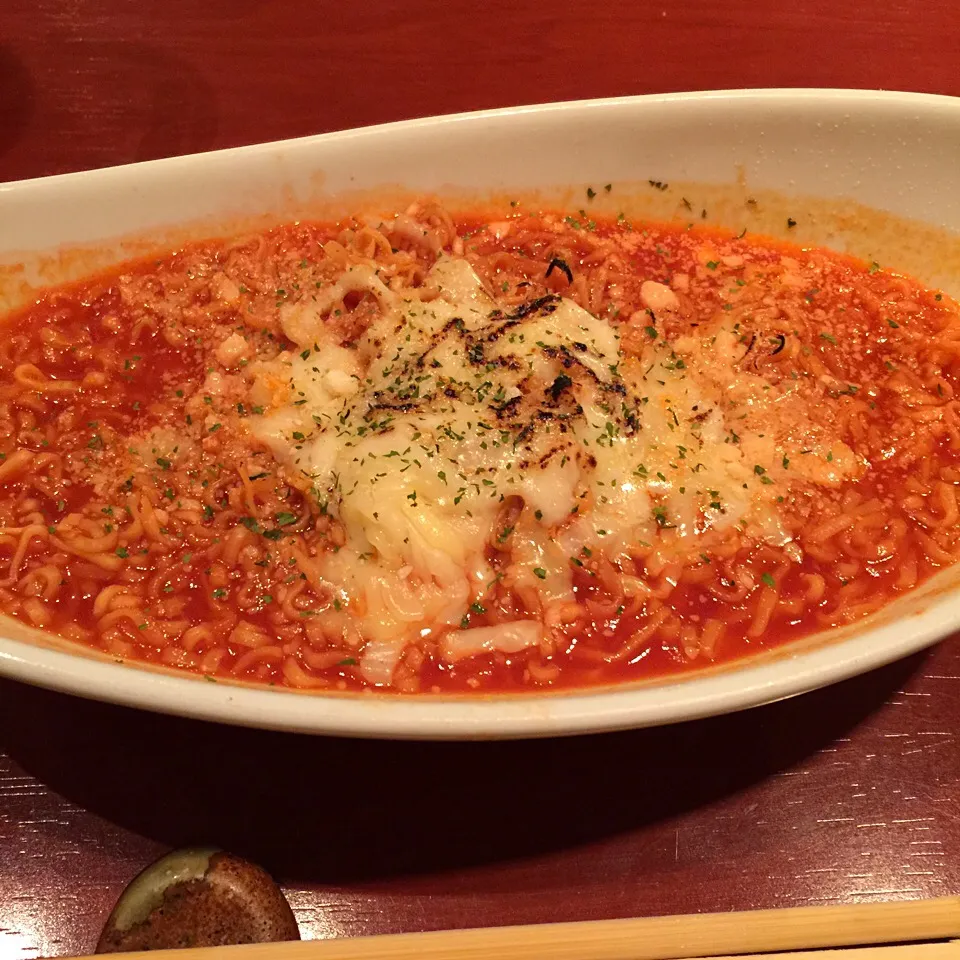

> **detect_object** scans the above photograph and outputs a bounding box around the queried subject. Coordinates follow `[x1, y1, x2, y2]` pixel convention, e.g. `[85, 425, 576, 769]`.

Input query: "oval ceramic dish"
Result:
[2, 89, 960, 739]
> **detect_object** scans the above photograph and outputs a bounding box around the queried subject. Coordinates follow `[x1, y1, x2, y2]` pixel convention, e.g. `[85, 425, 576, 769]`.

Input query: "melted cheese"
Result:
[247, 258, 861, 684]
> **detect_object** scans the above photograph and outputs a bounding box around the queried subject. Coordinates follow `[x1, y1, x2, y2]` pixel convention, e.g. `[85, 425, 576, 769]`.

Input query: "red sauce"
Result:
[0, 207, 956, 693]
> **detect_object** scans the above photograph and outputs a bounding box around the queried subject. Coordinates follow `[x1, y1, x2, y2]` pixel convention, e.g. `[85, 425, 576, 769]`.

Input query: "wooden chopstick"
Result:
[70, 895, 960, 960]
[82, 942, 960, 960]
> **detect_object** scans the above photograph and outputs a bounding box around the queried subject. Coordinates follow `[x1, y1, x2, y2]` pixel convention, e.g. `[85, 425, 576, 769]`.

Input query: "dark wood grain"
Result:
[3, 0, 960, 956]
[3, 648, 960, 955]
[3, 0, 960, 184]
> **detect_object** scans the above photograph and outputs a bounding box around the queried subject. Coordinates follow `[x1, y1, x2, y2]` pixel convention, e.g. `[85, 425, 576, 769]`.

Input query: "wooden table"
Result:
[3, 1, 960, 956]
